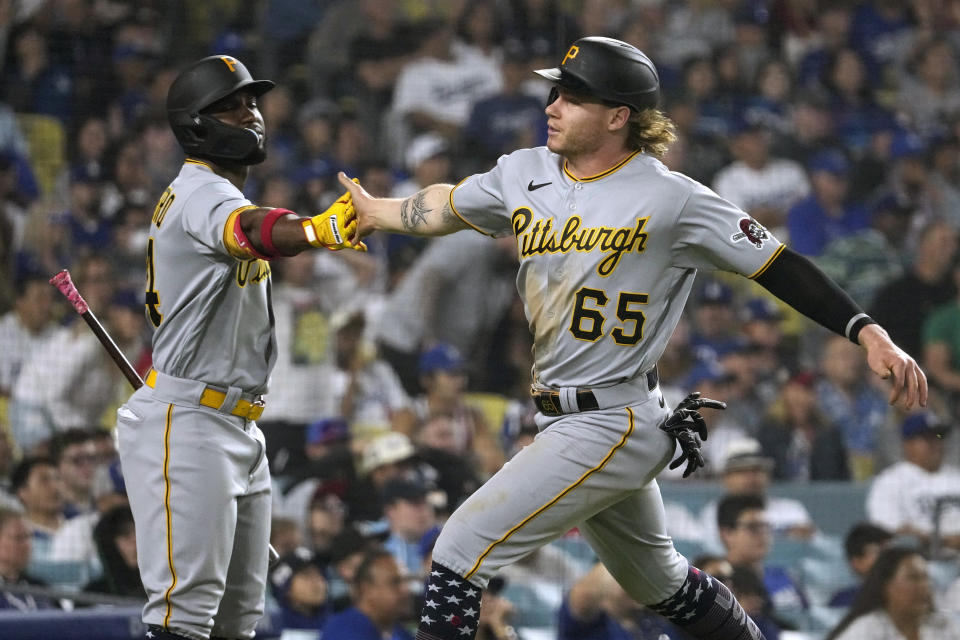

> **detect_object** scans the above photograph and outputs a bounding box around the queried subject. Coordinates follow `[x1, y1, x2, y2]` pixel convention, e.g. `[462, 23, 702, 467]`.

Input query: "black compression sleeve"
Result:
[754, 247, 877, 344]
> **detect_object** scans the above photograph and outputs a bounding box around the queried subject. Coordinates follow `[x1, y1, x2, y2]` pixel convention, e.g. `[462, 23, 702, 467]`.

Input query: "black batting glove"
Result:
[659, 391, 726, 478]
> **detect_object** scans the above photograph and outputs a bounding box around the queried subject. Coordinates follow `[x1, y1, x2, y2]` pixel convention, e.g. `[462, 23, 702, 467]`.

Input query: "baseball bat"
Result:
[49, 269, 282, 567]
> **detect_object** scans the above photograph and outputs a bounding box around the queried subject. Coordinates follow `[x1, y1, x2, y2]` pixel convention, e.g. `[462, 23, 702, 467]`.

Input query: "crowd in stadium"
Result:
[2, 0, 960, 638]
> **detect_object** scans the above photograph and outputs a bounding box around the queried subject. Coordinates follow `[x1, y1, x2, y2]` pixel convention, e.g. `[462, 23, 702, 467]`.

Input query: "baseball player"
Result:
[338, 37, 927, 640]
[115, 55, 364, 640]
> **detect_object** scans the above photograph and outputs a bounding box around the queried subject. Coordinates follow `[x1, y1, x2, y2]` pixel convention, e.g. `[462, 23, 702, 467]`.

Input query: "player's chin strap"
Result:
[648, 565, 765, 640]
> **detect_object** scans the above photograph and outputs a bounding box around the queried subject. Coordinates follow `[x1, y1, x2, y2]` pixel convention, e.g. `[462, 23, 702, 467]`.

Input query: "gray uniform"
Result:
[116, 159, 272, 639]
[433, 148, 782, 603]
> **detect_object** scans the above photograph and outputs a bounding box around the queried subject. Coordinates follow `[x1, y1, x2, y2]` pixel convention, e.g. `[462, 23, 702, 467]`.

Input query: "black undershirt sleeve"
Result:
[754, 246, 877, 344]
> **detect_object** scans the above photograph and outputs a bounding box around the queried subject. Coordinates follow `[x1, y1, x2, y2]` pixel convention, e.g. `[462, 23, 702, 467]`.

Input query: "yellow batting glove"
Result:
[301, 191, 367, 251]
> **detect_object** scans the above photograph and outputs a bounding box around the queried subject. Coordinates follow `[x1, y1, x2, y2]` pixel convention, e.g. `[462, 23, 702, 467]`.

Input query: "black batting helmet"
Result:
[167, 55, 275, 165]
[535, 37, 660, 111]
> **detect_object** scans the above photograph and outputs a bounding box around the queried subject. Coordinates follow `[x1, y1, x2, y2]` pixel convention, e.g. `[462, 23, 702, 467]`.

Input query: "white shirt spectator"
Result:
[0, 310, 57, 394]
[833, 610, 960, 640]
[866, 460, 960, 537]
[713, 159, 809, 220]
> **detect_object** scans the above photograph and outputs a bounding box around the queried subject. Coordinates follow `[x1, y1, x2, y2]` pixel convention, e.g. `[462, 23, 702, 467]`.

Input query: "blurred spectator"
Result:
[389, 18, 501, 152]
[886, 130, 935, 220]
[371, 234, 516, 395]
[0, 427, 18, 511]
[795, 6, 854, 90]
[688, 280, 745, 367]
[326, 525, 385, 613]
[10, 271, 144, 453]
[307, 490, 348, 562]
[463, 39, 547, 169]
[270, 517, 303, 560]
[82, 504, 142, 599]
[474, 574, 519, 640]
[922, 258, 960, 416]
[757, 370, 850, 482]
[0, 507, 56, 611]
[927, 135, 960, 228]
[787, 150, 869, 257]
[717, 494, 808, 615]
[380, 478, 438, 576]
[866, 411, 960, 553]
[391, 131, 453, 198]
[50, 428, 98, 519]
[3, 24, 74, 123]
[826, 545, 958, 640]
[53, 162, 111, 260]
[0, 274, 56, 397]
[330, 306, 415, 441]
[320, 548, 414, 640]
[100, 137, 152, 217]
[896, 38, 960, 140]
[700, 438, 815, 547]
[711, 120, 809, 232]
[10, 456, 62, 562]
[728, 565, 782, 640]
[744, 58, 795, 142]
[871, 219, 958, 360]
[739, 297, 793, 399]
[51, 457, 127, 568]
[557, 561, 688, 640]
[821, 47, 897, 156]
[828, 522, 894, 608]
[816, 190, 913, 308]
[816, 334, 890, 480]
[268, 546, 330, 633]
[413, 344, 504, 478]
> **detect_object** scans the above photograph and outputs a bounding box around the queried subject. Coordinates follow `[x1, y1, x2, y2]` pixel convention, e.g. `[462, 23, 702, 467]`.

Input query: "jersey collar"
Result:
[563, 149, 641, 183]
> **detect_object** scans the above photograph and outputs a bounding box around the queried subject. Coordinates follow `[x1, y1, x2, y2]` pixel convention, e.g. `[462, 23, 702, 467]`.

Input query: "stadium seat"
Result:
[15, 113, 65, 197]
[26, 558, 89, 589]
[797, 556, 855, 606]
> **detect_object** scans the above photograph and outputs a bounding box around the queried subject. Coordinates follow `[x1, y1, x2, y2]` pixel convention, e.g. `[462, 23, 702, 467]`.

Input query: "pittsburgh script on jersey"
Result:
[511, 207, 648, 276]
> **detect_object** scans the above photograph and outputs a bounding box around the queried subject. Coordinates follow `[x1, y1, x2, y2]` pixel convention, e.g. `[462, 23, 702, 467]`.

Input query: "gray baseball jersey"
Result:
[430, 148, 783, 602]
[116, 158, 272, 639]
[147, 159, 276, 394]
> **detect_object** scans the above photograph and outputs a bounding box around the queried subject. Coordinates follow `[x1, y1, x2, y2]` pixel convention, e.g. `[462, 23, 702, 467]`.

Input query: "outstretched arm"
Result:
[337, 171, 470, 238]
[756, 247, 927, 408]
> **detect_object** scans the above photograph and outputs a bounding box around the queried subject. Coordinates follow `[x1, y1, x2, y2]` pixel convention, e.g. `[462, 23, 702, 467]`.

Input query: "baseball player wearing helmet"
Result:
[115, 55, 364, 640]
[339, 36, 928, 640]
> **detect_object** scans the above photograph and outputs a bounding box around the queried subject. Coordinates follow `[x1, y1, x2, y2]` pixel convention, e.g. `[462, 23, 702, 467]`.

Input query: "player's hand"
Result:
[337, 172, 377, 240]
[659, 392, 725, 478]
[302, 189, 367, 252]
[858, 324, 928, 408]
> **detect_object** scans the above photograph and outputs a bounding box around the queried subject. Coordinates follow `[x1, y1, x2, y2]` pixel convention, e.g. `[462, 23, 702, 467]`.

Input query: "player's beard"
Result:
[548, 120, 606, 161]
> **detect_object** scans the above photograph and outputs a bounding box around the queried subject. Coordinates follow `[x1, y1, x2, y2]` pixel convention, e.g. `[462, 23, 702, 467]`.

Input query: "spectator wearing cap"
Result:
[330, 307, 416, 441]
[414, 343, 505, 478]
[786, 150, 870, 256]
[268, 546, 331, 633]
[739, 297, 794, 399]
[463, 39, 548, 168]
[320, 548, 414, 640]
[816, 190, 912, 308]
[711, 118, 809, 232]
[350, 430, 439, 524]
[391, 132, 453, 198]
[922, 257, 960, 418]
[380, 478, 438, 576]
[60, 162, 112, 255]
[816, 334, 891, 480]
[689, 280, 747, 368]
[866, 411, 960, 552]
[699, 438, 815, 550]
[757, 370, 850, 482]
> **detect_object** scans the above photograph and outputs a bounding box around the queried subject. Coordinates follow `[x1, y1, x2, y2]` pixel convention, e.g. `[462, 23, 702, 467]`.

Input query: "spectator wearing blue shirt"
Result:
[321, 548, 414, 640]
[381, 478, 439, 577]
[689, 281, 747, 367]
[268, 546, 331, 633]
[717, 494, 808, 618]
[787, 150, 869, 256]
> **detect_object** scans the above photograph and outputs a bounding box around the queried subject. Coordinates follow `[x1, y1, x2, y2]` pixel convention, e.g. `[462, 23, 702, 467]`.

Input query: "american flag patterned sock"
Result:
[414, 561, 483, 640]
[648, 565, 765, 640]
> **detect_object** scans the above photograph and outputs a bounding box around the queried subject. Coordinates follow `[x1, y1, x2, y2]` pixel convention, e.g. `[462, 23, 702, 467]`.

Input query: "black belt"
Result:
[532, 367, 659, 417]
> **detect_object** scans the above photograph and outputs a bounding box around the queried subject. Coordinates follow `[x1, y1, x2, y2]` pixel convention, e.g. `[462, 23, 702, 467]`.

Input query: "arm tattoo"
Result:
[440, 200, 458, 226]
[400, 191, 429, 230]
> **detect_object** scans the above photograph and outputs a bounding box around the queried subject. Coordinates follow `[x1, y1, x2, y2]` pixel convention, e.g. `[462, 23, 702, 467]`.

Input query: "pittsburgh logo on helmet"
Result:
[562, 45, 579, 65]
[219, 56, 237, 72]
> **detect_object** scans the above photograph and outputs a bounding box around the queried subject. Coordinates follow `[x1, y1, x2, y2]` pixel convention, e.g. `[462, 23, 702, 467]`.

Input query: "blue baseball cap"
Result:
[419, 343, 465, 375]
[742, 297, 782, 323]
[807, 150, 850, 176]
[684, 362, 735, 389]
[306, 417, 349, 445]
[700, 281, 734, 305]
[901, 412, 950, 440]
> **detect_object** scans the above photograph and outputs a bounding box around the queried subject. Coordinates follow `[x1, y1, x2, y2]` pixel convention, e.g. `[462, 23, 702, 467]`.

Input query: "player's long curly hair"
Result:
[627, 109, 677, 158]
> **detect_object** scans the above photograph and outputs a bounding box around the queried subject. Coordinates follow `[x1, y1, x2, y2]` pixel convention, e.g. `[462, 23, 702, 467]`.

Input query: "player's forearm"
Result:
[238, 207, 315, 256]
[366, 184, 467, 236]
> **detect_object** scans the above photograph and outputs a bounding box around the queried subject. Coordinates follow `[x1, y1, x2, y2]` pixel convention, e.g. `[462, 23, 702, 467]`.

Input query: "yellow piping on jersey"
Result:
[748, 243, 785, 279]
[162, 404, 178, 628]
[184, 158, 212, 170]
[563, 150, 640, 183]
[448, 178, 497, 237]
[463, 407, 636, 580]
